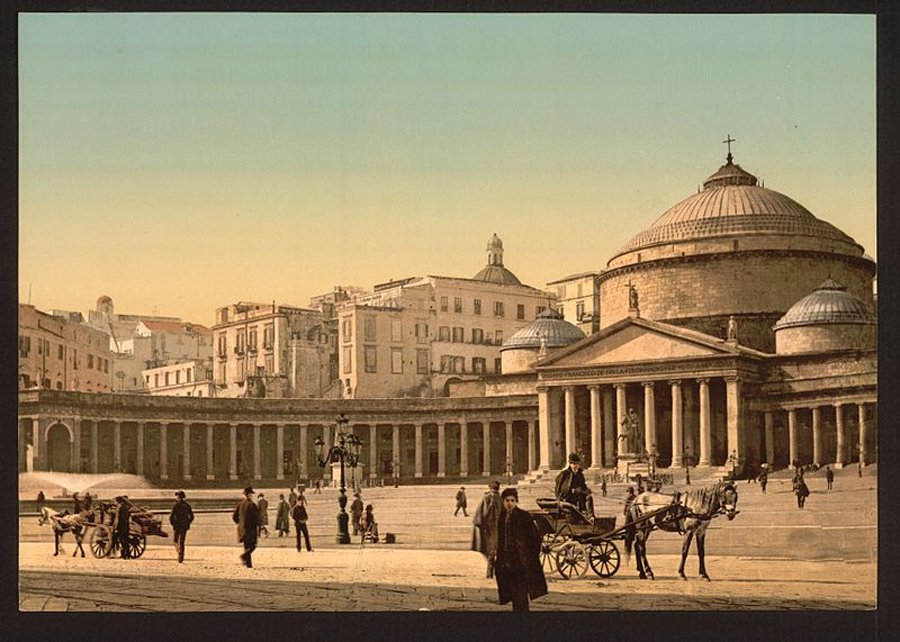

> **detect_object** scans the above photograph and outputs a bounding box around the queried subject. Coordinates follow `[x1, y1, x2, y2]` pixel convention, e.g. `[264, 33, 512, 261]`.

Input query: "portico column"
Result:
[276, 423, 284, 481]
[527, 420, 536, 472]
[90, 420, 99, 473]
[113, 420, 122, 472]
[299, 424, 309, 478]
[482, 422, 492, 476]
[670, 380, 684, 468]
[415, 423, 423, 478]
[614, 383, 627, 457]
[538, 387, 551, 471]
[206, 424, 215, 480]
[603, 387, 615, 467]
[159, 422, 169, 480]
[369, 424, 378, 479]
[504, 421, 512, 473]
[764, 412, 774, 466]
[460, 422, 469, 477]
[835, 403, 846, 467]
[788, 409, 798, 466]
[858, 404, 868, 466]
[811, 407, 822, 467]
[437, 423, 446, 478]
[135, 422, 144, 476]
[252, 424, 261, 480]
[393, 424, 402, 478]
[698, 379, 711, 466]
[228, 423, 237, 481]
[589, 385, 602, 468]
[183, 423, 192, 480]
[72, 419, 82, 473]
[725, 376, 742, 469]
[643, 382, 656, 455]
[564, 387, 576, 459]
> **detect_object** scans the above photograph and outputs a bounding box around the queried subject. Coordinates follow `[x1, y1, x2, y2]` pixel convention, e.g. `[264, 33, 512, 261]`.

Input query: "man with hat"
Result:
[232, 487, 260, 567]
[494, 487, 547, 611]
[555, 453, 594, 518]
[350, 490, 364, 536]
[472, 480, 502, 578]
[169, 490, 194, 563]
[112, 495, 132, 559]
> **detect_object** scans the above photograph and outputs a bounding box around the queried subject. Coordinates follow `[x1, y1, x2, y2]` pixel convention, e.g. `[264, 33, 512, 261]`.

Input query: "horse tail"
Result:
[623, 508, 635, 559]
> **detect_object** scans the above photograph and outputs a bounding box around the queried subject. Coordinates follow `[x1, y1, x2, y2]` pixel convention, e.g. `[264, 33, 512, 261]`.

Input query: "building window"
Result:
[494, 358, 502, 374]
[104, 359, 109, 373]
[88, 354, 94, 369]
[391, 319, 402, 343]
[440, 297, 449, 312]
[73, 349, 78, 369]
[517, 304, 525, 320]
[342, 346, 352, 374]
[440, 355, 452, 373]
[495, 330, 504, 345]
[175, 371, 181, 384]
[58, 344, 64, 360]
[236, 331, 246, 354]
[18, 335, 30, 358]
[557, 304, 565, 317]
[576, 301, 585, 320]
[493, 301, 505, 317]
[263, 323, 274, 349]
[364, 317, 377, 342]
[342, 319, 352, 342]
[154, 373, 160, 387]
[474, 299, 482, 315]
[187, 368, 193, 382]
[145, 376, 150, 385]
[364, 346, 377, 373]
[472, 357, 486, 374]
[454, 297, 463, 313]
[219, 308, 229, 324]
[453, 356, 465, 373]
[417, 349, 429, 374]
[472, 328, 484, 344]
[248, 327, 258, 352]
[218, 362, 226, 382]
[165, 372, 170, 386]
[218, 334, 227, 357]
[391, 348, 403, 374]
[452, 327, 464, 343]
[265, 354, 274, 373]
[439, 326, 451, 342]
[536, 305, 546, 316]
[415, 322, 428, 343]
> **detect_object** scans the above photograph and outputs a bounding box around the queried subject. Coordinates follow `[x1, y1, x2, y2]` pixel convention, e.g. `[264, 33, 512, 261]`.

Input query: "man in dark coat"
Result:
[793, 475, 810, 509]
[495, 487, 547, 611]
[454, 487, 468, 517]
[825, 466, 834, 490]
[472, 480, 502, 578]
[291, 497, 313, 552]
[350, 492, 364, 536]
[169, 490, 194, 563]
[233, 487, 260, 567]
[554, 453, 594, 518]
[113, 496, 132, 559]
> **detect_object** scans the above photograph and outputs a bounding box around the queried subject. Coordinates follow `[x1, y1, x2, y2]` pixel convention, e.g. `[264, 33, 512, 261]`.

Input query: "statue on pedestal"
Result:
[618, 408, 641, 454]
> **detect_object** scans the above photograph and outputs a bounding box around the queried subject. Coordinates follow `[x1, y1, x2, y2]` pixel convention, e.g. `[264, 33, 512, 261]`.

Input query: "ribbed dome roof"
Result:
[773, 279, 874, 330]
[473, 265, 522, 285]
[614, 157, 856, 257]
[501, 308, 586, 350]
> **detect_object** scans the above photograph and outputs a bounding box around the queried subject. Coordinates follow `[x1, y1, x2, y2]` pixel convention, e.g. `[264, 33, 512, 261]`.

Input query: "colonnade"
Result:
[767, 400, 874, 468]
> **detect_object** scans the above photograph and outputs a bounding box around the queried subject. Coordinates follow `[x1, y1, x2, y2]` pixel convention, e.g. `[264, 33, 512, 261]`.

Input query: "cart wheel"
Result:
[555, 540, 589, 579]
[90, 525, 112, 558]
[540, 533, 563, 574]
[589, 540, 621, 578]
[128, 534, 147, 559]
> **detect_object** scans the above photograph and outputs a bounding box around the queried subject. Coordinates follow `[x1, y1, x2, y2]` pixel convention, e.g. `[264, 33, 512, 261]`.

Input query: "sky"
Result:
[18, 13, 876, 326]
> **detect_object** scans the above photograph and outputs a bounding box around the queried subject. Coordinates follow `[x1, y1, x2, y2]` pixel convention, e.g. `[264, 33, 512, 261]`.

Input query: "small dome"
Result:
[501, 308, 586, 350]
[472, 265, 522, 285]
[97, 295, 112, 305]
[774, 279, 874, 330]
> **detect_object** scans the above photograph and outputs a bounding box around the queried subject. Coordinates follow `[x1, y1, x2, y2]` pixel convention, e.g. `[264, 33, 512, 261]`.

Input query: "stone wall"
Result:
[775, 324, 876, 355]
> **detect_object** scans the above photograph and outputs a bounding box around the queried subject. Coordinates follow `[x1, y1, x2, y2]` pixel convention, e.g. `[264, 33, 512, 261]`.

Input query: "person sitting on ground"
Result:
[360, 504, 379, 542]
[554, 453, 594, 518]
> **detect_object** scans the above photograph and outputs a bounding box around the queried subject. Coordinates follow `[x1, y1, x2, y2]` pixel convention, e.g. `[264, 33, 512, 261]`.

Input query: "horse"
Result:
[623, 481, 739, 581]
[38, 506, 87, 557]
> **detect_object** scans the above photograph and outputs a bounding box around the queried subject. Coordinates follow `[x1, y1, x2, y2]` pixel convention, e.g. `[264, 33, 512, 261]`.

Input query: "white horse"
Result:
[38, 506, 87, 557]
[624, 481, 739, 581]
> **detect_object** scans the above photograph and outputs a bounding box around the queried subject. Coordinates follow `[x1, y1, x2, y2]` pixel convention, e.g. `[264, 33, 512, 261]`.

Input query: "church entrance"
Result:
[47, 423, 72, 472]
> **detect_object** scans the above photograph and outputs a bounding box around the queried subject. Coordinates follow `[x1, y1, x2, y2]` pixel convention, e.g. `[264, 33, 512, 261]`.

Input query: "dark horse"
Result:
[623, 481, 739, 580]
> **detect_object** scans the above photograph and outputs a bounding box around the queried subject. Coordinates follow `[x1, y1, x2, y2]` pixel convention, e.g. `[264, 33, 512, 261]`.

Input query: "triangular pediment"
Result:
[537, 318, 737, 368]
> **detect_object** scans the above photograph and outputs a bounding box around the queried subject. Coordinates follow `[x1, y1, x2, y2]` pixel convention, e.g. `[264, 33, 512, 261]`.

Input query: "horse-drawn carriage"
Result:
[85, 499, 168, 559]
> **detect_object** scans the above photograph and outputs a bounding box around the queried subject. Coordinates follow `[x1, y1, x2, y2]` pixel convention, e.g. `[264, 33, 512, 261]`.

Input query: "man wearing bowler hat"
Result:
[554, 453, 594, 518]
[169, 490, 194, 563]
[232, 487, 260, 567]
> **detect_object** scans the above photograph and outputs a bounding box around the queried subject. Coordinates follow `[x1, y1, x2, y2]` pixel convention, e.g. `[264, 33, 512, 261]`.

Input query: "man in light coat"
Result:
[232, 487, 260, 567]
[472, 480, 502, 578]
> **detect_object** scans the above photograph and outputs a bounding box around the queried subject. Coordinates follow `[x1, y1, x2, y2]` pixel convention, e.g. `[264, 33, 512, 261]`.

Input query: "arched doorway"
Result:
[47, 423, 72, 472]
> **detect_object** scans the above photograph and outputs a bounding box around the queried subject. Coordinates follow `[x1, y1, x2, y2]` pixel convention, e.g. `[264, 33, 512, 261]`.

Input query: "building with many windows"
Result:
[337, 235, 556, 398]
[18, 303, 114, 393]
[142, 358, 215, 397]
[212, 302, 336, 399]
[546, 271, 601, 335]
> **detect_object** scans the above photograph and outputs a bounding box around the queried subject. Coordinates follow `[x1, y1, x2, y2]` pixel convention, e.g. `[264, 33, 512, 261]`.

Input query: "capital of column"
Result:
[587, 384, 600, 392]
[668, 379, 682, 386]
[833, 401, 844, 409]
[724, 375, 740, 383]
[612, 383, 627, 390]
[641, 381, 655, 388]
[696, 378, 710, 385]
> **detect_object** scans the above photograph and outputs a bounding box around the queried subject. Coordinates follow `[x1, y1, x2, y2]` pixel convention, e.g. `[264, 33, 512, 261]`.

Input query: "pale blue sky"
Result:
[19, 13, 876, 324]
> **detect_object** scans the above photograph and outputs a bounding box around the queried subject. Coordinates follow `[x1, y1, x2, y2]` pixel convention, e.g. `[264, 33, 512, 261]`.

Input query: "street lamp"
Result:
[315, 413, 361, 544]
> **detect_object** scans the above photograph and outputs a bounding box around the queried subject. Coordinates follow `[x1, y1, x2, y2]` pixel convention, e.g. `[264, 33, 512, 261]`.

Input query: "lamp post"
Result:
[315, 414, 360, 544]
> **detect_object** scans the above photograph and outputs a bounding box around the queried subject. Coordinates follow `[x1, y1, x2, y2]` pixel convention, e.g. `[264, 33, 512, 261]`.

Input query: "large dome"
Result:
[774, 279, 875, 330]
[612, 157, 859, 259]
[501, 308, 586, 351]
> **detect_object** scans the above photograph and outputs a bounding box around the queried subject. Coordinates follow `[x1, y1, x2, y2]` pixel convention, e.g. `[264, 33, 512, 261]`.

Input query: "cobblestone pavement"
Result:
[19, 544, 875, 612]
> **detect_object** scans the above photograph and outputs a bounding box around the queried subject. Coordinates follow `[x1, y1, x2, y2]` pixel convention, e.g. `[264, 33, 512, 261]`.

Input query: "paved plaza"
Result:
[18, 467, 878, 612]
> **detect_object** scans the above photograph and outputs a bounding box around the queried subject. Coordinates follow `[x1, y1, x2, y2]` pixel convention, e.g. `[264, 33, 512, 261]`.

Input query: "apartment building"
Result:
[546, 271, 601, 335]
[142, 358, 215, 397]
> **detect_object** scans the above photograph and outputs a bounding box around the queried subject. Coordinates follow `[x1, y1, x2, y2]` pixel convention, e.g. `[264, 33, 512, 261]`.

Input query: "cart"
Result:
[84, 499, 168, 559]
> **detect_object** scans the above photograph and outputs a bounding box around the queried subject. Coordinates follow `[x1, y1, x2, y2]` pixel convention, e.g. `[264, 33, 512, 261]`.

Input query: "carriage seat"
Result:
[535, 498, 561, 512]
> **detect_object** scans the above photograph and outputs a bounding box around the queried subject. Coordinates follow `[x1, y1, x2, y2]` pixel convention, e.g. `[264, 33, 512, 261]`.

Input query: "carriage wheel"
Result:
[555, 540, 589, 579]
[589, 540, 621, 578]
[89, 525, 112, 559]
[540, 533, 563, 574]
[128, 534, 147, 559]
